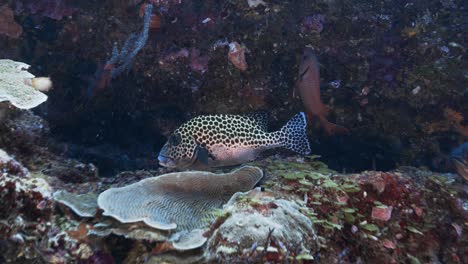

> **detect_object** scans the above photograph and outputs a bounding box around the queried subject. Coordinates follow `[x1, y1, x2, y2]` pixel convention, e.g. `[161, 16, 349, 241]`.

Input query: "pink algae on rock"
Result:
[382, 239, 396, 249]
[0, 5, 23, 38]
[371, 206, 393, 221]
[228, 42, 248, 71]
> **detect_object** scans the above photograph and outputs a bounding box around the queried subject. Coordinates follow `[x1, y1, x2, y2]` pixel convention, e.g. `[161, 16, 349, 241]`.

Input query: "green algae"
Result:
[360, 223, 379, 232]
[295, 253, 314, 260]
[342, 208, 356, 213]
[407, 226, 424, 235]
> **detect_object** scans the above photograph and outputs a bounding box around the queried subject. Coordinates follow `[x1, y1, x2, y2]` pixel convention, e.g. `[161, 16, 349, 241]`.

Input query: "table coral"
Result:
[0, 60, 47, 109]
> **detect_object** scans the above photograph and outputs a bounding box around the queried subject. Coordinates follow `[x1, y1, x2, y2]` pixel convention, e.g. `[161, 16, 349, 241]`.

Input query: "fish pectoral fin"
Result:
[195, 145, 210, 166]
[299, 66, 310, 80]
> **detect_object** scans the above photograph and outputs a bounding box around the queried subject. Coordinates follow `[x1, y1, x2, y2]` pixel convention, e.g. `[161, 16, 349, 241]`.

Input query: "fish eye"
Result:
[169, 133, 182, 146]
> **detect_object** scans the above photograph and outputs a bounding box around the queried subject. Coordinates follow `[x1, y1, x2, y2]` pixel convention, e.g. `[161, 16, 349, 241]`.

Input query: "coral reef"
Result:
[0, 109, 465, 262]
[0, 0, 467, 262]
[1, 142, 466, 263]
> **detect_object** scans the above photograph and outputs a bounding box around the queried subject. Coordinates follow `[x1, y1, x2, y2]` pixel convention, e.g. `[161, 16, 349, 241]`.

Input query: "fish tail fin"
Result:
[322, 105, 333, 116]
[278, 112, 311, 155]
[319, 116, 350, 136]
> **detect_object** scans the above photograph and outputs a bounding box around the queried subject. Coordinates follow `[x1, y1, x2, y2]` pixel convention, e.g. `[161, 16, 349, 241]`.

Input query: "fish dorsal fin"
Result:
[245, 112, 269, 131]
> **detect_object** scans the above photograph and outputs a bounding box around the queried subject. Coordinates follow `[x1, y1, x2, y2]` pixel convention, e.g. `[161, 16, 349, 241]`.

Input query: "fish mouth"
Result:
[157, 154, 176, 168]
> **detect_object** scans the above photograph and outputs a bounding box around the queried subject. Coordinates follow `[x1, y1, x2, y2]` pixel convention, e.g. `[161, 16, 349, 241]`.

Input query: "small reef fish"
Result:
[294, 47, 348, 135]
[158, 112, 311, 169]
[450, 142, 468, 181]
[24, 77, 53, 92]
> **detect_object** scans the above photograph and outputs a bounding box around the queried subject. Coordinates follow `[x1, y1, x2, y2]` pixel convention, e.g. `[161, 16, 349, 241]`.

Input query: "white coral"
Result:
[0, 59, 47, 109]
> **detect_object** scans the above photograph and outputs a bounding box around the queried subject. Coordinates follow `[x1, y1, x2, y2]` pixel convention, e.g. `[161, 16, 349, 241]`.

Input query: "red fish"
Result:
[294, 47, 349, 135]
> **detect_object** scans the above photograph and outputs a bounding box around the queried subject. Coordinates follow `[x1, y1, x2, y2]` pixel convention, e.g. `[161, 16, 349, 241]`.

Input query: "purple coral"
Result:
[300, 14, 325, 34]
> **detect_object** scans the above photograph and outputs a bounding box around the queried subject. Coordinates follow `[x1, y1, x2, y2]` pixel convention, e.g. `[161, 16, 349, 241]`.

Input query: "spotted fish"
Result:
[158, 112, 311, 169]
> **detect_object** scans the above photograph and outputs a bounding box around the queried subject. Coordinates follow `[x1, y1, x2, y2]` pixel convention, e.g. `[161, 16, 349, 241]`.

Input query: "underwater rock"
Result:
[0, 60, 48, 109]
[25, 0, 77, 20]
[0, 165, 55, 262]
[0, 151, 466, 262]
[189, 48, 210, 74]
[1, 109, 49, 146]
[205, 188, 316, 262]
[300, 14, 325, 34]
[0, 5, 22, 38]
[228, 42, 248, 71]
[0, 148, 29, 177]
[42, 159, 98, 183]
[147, 252, 204, 264]
[97, 166, 263, 231]
[53, 190, 98, 217]
[247, 0, 267, 8]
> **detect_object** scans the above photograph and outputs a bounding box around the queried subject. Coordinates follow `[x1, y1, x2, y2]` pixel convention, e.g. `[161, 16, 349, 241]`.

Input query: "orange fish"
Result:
[294, 47, 348, 135]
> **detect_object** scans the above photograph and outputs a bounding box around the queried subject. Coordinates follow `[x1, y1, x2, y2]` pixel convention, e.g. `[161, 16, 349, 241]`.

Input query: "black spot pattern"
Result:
[272, 112, 311, 155]
[159, 112, 311, 166]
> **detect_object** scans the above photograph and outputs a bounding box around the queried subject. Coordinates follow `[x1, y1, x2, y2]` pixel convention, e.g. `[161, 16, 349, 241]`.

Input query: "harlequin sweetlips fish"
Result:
[158, 112, 311, 169]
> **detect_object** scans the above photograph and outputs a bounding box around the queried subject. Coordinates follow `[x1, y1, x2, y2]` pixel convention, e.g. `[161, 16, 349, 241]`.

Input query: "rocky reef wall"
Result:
[0, 0, 466, 173]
